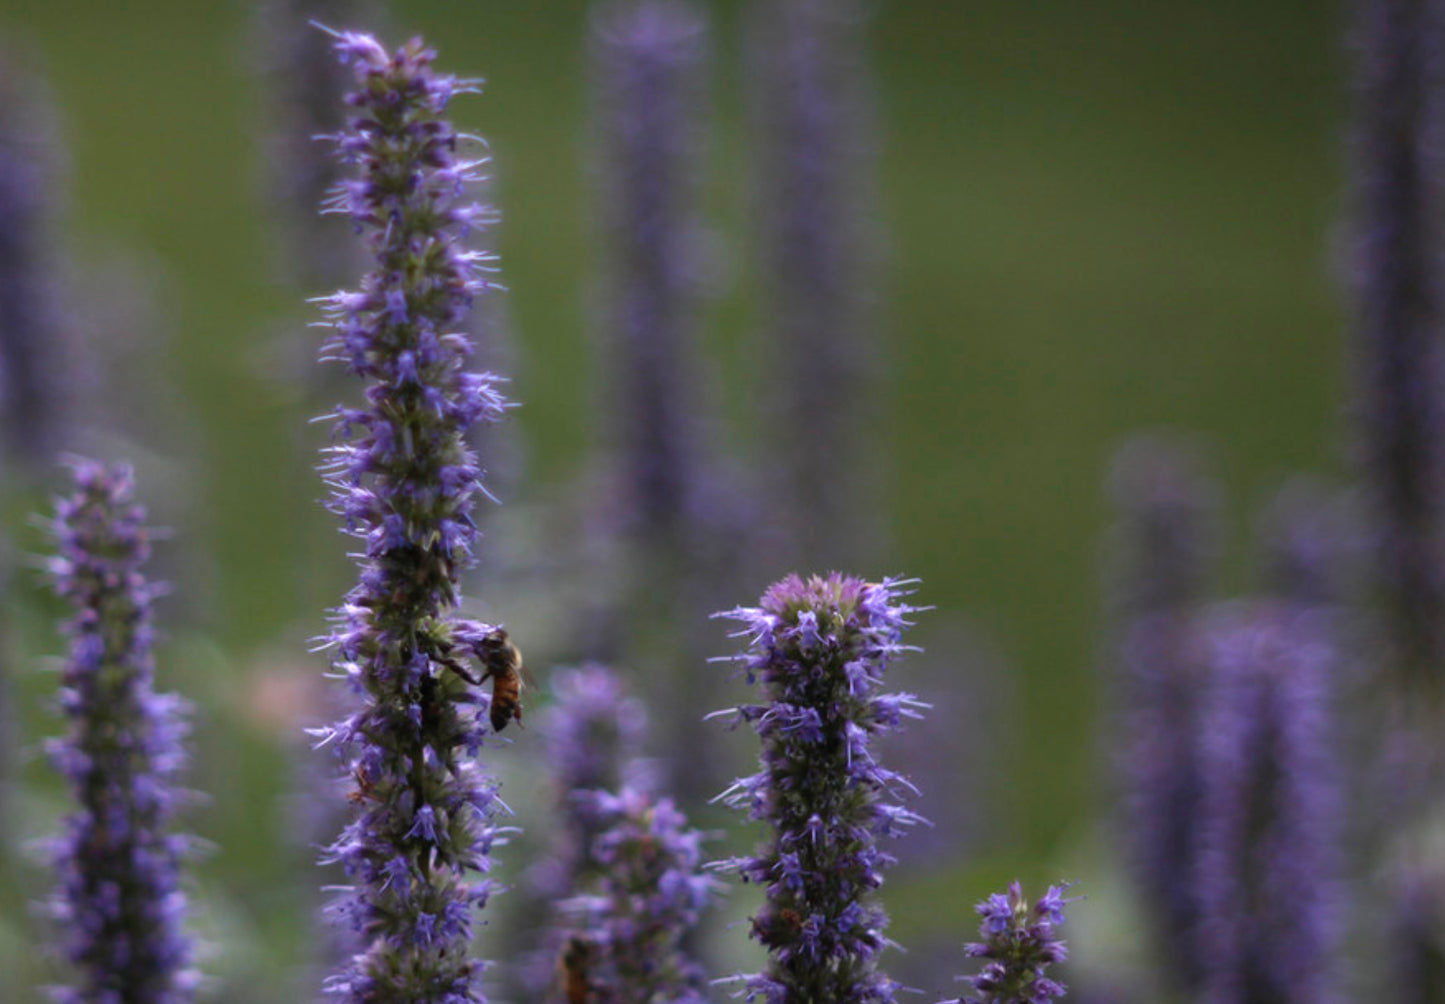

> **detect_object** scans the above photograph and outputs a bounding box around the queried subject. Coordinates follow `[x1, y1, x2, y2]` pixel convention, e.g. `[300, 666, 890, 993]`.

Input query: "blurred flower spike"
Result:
[44, 458, 198, 1004]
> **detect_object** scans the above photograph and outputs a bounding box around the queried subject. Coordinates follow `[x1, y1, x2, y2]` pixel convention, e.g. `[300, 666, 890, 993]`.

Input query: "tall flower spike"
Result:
[584, 0, 746, 814]
[310, 29, 510, 1004]
[562, 787, 717, 1004]
[1192, 602, 1342, 1004]
[713, 573, 927, 1004]
[44, 459, 197, 1003]
[590, 0, 711, 552]
[0, 44, 68, 465]
[256, 0, 378, 293]
[1104, 437, 1217, 995]
[749, 0, 882, 569]
[1349, 0, 1445, 687]
[943, 882, 1072, 1004]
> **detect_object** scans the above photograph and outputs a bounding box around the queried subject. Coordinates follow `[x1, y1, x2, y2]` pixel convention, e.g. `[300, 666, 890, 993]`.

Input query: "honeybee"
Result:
[477, 627, 524, 732]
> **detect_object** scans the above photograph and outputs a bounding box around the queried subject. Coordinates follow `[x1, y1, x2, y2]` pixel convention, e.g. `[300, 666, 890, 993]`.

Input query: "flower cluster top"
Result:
[953, 882, 1072, 1004]
[714, 573, 927, 1004]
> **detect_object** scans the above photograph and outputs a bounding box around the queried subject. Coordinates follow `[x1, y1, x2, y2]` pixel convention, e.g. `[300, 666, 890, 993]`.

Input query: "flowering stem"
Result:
[949, 882, 1072, 1004]
[310, 29, 510, 1004]
[45, 459, 196, 1004]
[714, 573, 927, 1004]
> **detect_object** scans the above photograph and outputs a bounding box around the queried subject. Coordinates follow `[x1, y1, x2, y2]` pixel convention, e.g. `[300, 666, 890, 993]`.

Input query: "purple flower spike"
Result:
[591, 0, 711, 547]
[562, 787, 717, 1004]
[0, 48, 68, 464]
[1105, 437, 1217, 993]
[311, 29, 509, 1004]
[545, 664, 651, 805]
[1193, 602, 1342, 1004]
[943, 881, 1073, 1004]
[750, 0, 882, 568]
[713, 573, 927, 1004]
[44, 459, 197, 1003]
[1348, 0, 1445, 685]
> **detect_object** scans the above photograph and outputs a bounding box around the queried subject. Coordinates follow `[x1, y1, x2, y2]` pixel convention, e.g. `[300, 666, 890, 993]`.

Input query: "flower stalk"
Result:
[309, 29, 510, 1003]
[946, 882, 1071, 1004]
[44, 459, 196, 1004]
[713, 573, 926, 1004]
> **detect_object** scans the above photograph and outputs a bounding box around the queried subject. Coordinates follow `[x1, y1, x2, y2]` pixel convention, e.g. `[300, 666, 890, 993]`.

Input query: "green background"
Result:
[0, 0, 1346, 999]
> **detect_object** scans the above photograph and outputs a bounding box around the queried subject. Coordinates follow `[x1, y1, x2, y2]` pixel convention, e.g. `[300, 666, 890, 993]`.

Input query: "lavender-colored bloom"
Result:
[540, 665, 654, 890]
[514, 665, 652, 1000]
[1348, 0, 1445, 685]
[590, 0, 711, 551]
[43, 459, 196, 1003]
[562, 787, 717, 1004]
[1193, 602, 1342, 1004]
[545, 664, 651, 809]
[1105, 437, 1219, 619]
[255, 0, 381, 292]
[584, 0, 750, 816]
[941, 881, 1071, 1004]
[748, 0, 882, 569]
[1254, 478, 1349, 610]
[713, 573, 927, 1004]
[309, 30, 509, 1003]
[0, 45, 68, 464]
[1105, 438, 1217, 993]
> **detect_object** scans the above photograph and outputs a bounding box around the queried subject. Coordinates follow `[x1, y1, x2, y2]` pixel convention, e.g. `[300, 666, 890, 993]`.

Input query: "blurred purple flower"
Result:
[0, 45, 68, 465]
[713, 573, 927, 1004]
[255, 0, 380, 292]
[590, 0, 711, 550]
[514, 664, 653, 999]
[1193, 602, 1342, 1004]
[545, 664, 652, 814]
[43, 459, 197, 1003]
[562, 787, 717, 1004]
[943, 881, 1072, 1004]
[1105, 437, 1217, 993]
[1348, 0, 1445, 684]
[748, 0, 882, 569]
[308, 29, 510, 1003]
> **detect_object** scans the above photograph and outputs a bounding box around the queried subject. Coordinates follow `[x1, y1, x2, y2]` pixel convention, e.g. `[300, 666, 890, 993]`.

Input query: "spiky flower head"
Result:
[713, 573, 927, 1004]
[562, 787, 716, 1004]
[309, 28, 510, 1004]
[532, 664, 656, 902]
[44, 458, 196, 1004]
[945, 881, 1072, 1004]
